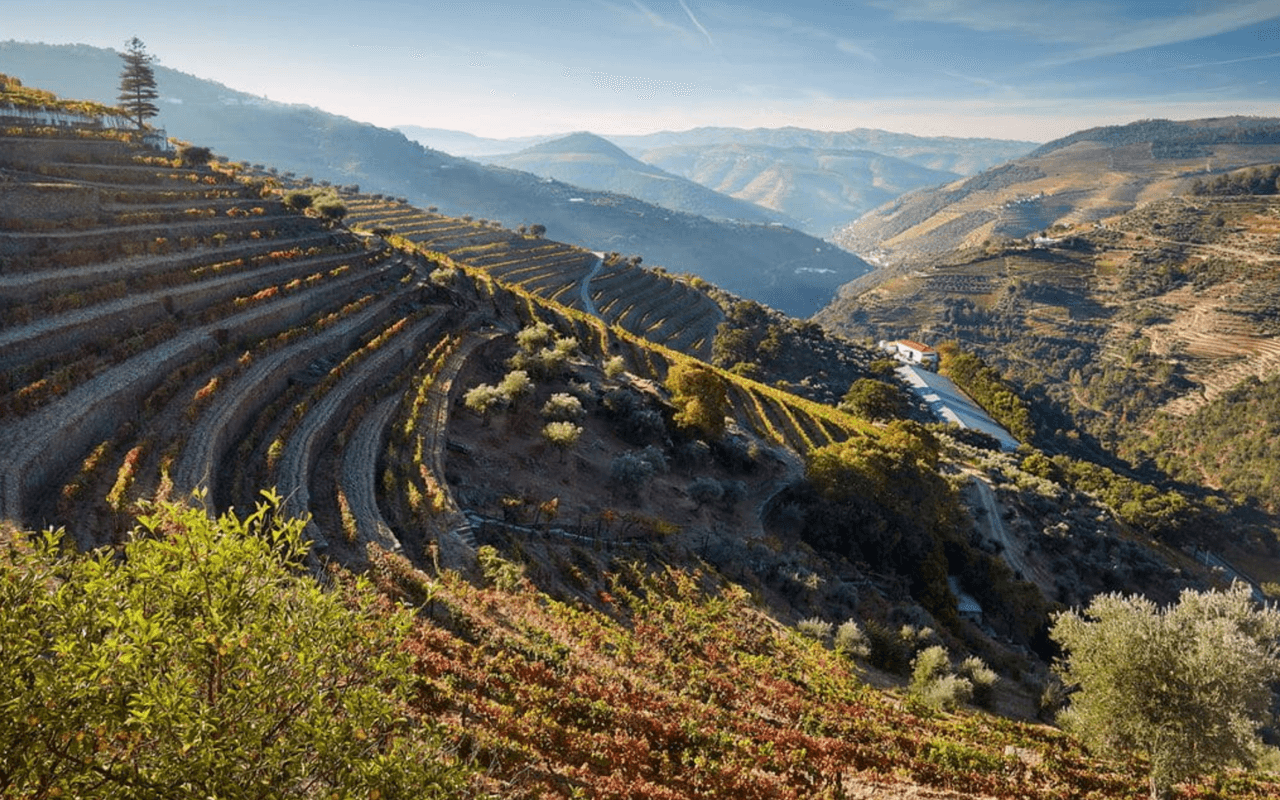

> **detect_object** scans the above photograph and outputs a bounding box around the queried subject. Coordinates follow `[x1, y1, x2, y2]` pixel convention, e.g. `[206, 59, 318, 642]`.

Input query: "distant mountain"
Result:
[483, 132, 792, 226]
[2, 41, 867, 316]
[610, 127, 1037, 176]
[836, 116, 1280, 263]
[396, 125, 556, 158]
[637, 142, 957, 238]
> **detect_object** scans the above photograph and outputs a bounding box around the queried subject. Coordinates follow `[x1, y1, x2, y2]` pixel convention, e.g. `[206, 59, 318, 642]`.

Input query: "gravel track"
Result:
[276, 312, 448, 553]
[172, 285, 406, 497]
[339, 395, 405, 553]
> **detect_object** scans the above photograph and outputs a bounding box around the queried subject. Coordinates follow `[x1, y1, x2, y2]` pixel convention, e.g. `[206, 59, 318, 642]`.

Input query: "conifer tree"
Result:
[117, 37, 159, 129]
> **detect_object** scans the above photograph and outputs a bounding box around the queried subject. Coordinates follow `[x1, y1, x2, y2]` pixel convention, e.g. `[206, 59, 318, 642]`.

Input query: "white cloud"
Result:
[677, 0, 717, 48]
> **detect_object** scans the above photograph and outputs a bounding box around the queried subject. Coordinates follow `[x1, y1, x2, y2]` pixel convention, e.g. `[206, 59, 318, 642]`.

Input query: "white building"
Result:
[880, 339, 940, 368]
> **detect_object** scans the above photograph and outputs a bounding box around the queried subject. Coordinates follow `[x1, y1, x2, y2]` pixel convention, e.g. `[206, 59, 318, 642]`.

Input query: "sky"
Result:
[6, 0, 1280, 142]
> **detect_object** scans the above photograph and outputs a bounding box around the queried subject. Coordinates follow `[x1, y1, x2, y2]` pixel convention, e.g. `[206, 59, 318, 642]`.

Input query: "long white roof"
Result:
[896, 364, 1021, 451]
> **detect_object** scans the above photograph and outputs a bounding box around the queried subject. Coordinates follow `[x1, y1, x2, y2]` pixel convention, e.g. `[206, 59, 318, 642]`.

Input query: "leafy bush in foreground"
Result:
[0, 494, 466, 799]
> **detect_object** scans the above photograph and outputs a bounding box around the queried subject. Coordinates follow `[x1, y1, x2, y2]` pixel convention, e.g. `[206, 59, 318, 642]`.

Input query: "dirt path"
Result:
[277, 312, 445, 553]
[578, 254, 604, 316]
[173, 291, 403, 497]
[417, 330, 500, 549]
[340, 395, 404, 553]
[964, 471, 1056, 592]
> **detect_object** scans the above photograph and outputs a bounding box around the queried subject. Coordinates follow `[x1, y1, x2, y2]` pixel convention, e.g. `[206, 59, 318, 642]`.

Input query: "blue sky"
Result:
[7, 0, 1280, 141]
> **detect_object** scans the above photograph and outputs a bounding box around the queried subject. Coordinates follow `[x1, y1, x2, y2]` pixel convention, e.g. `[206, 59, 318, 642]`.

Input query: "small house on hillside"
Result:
[880, 339, 939, 368]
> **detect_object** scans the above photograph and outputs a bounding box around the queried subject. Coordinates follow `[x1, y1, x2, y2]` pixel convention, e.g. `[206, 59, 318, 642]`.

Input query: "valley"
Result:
[5, 62, 1280, 799]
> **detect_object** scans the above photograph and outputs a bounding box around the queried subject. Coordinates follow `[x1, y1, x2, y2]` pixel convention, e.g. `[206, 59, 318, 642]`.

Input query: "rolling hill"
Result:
[836, 116, 1280, 264]
[637, 141, 958, 238]
[610, 126, 1037, 176]
[482, 131, 794, 226]
[817, 168, 1280, 549]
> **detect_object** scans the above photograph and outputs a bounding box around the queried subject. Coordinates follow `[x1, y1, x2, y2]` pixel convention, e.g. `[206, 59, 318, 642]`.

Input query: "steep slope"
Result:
[838, 116, 1280, 263]
[640, 142, 958, 238]
[2, 41, 868, 317]
[483, 132, 793, 226]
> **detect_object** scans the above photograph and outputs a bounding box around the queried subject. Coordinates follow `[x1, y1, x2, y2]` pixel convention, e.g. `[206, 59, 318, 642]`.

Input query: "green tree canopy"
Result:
[840, 377, 910, 421]
[665, 361, 728, 440]
[117, 37, 159, 129]
[0, 493, 467, 798]
[1052, 583, 1280, 800]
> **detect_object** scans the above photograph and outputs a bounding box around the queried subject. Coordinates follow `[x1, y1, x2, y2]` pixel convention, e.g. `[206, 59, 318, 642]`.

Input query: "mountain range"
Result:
[481, 131, 796, 227]
[837, 116, 1280, 264]
[0, 41, 865, 316]
[401, 124, 1035, 239]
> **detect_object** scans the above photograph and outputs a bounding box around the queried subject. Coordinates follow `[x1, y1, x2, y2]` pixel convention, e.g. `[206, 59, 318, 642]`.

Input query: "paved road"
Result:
[578, 254, 605, 316]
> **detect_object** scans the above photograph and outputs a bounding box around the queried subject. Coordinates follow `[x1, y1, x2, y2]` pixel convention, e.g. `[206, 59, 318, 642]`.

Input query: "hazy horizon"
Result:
[7, 1, 1280, 143]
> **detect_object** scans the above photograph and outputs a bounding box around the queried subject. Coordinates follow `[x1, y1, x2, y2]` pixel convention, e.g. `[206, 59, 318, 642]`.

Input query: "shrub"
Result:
[0, 496, 467, 798]
[1052, 584, 1280, 800]
[429, 266, 458, 287]
[796, 616, 833, 641]
[476, 545, 524, 591]
[541, 421, 583, 460]
[957, 655, 999, 709]
[542, 392, 584, 421]
[688, 476, 724, 507]
[834, 619, 871, 660]
[720, 479, 748, 507]
[516, 322, 555, 353]
[604, 355, 625, 379]
[464, 383, 504, 424]
[610, 452, 654, 498]
[637, 444, 668, 474]
[498, 370, 534, 407]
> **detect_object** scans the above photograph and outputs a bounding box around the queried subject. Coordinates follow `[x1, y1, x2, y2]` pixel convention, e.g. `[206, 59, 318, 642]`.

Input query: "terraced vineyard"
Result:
[343, 195, 722, 359]
[0, 115, 870, 565]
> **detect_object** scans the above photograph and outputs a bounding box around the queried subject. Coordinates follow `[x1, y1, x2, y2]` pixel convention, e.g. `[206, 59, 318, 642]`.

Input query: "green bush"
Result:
[834, 619, 871, 660]
[958, 655, 999, 709]
[796, 616, 833, 641]
[0, 494, 467, 798]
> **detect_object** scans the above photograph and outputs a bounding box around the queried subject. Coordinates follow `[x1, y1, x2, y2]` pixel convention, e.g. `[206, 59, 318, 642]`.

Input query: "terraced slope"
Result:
[344, 196, 722, 360]
[1, 121, 868, 563]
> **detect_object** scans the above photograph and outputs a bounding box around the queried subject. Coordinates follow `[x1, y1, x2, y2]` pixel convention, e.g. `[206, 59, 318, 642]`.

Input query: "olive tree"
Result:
[541, 421, 582, 461]
[0, 493, 466, 798]
[1051, 583, 1280, 800]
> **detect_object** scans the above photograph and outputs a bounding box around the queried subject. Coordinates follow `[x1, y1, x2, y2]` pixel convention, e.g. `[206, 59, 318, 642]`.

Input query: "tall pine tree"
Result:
[117, 37, 159, 129]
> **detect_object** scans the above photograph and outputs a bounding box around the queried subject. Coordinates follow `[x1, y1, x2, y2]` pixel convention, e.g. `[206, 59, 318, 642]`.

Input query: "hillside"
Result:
[482, 132, 794, 227]
[817, 178, 1280, 568]
[0, 40, 868, 317]
[6, 78, 1280, 799]
[837, 117, 1280, 264]
[639, 142, 958, 238]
